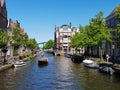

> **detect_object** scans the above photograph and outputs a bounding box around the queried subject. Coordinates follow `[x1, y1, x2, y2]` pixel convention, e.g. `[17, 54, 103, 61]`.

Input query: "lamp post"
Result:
[2, 48, 8, 64]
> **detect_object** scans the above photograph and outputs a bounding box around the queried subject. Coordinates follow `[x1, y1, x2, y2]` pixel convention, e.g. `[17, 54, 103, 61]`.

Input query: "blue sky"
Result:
[6, 0, 120, 43]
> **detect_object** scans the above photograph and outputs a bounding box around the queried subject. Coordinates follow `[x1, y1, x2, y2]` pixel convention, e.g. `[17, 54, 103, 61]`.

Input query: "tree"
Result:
[115, 5, 120, 47]
[115, 5, 120, 20]
[70, 25, 87, 54]
[44, 40, 54, 49]
[70, 12, 111, 59]
[22, 32, 29, 48]
[11, 26, 22, 50]
[0, 29, 9, 48]
[88, 11, 111, 59]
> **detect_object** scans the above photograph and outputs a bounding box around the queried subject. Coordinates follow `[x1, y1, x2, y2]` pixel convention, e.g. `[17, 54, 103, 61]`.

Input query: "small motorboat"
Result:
[38, 57, 48, 65]
[98, 62, 114, 75]
[83, 59, 99, 69]
[99, 66, 114, 75]
[14, 61, 26, 67]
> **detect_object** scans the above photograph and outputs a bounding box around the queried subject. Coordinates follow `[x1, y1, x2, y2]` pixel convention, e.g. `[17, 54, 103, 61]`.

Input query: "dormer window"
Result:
[63, 27, 68, 31]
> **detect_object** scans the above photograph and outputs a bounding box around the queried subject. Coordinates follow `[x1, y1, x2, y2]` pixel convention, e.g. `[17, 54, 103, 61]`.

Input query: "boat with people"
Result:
[38, 57, 48, 65]
[83, 59, 99, 69]
[13, 61, 26, 67]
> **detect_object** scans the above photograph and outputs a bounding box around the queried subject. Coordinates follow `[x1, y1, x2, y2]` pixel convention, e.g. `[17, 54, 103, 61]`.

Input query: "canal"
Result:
[0, 52, 120, 90]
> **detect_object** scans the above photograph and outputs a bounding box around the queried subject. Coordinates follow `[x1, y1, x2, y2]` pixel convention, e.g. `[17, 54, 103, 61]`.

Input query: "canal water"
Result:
[0, 52, 120, 90]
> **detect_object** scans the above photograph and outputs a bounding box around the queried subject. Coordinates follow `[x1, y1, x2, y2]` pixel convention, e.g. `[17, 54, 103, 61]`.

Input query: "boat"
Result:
[14, 61, 26, 67]
[98, 62, 114, 75]
[83, 59, 99, 69]
[38, 57, 48, 65]
[66, 53, 72, 58]
[71, 54, 85, 63]
[99, 66, 114, 75]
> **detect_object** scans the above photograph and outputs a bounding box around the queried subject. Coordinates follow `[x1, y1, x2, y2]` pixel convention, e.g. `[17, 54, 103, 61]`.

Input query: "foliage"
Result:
[70, 11, 111, 58]
[27, 38, 39, 50]
[0, 29, 9, 48]
[115, 5, 120, 47]
[22, 32, 29, 47]
[117, 24, 120, 47]
[88, 11, 111, 45]
[88, 11, 111, 59]
[44, 40, 54, 49]
[115, 5, 120, 20]
[11, 25, 39, 51]
[11, 26, 22, 50]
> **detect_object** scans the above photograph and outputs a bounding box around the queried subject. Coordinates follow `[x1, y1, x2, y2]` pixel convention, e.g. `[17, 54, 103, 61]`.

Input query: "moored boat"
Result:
[83, 59, 99, 69]
[14, 61, 26, 67]
[99, 62, 114, 75]
[71, 55, 84, 63]
[99, 66, 114, 75]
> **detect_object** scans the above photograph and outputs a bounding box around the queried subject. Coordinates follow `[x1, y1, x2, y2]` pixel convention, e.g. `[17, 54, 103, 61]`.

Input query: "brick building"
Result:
[7, 19, 25, 56]
[54, 23, 79, 53]
[0, 0, 7, 31]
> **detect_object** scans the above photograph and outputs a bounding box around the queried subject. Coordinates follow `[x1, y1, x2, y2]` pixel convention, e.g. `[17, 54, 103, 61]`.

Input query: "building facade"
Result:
[54, 23, 79, 53]
[0, 0, 7, 31]
[105, 5, 120, 57]
[7, 19, 25, 57]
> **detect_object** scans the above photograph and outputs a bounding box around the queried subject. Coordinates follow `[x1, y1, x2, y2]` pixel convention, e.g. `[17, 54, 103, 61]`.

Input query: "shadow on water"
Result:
[38, 63, 48, 68]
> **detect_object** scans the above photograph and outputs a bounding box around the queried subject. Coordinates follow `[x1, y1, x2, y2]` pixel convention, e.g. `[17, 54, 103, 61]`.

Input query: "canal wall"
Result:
[53, 51, 65, 56]
[0, 64, 13, 72]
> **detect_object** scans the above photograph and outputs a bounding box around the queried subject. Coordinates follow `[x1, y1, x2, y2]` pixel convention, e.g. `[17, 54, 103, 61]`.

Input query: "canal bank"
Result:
[0, 53, 38, 72]
[0, 64, 13, 72]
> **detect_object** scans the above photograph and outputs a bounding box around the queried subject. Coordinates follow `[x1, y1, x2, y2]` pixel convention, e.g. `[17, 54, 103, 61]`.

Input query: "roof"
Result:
[60, 24, 70, 28]
[105, 5, 119, 20]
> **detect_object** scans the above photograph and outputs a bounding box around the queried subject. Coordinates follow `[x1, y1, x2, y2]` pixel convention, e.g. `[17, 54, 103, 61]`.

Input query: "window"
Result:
[63, 35, 68, 38]
[63, 27, 68, 31]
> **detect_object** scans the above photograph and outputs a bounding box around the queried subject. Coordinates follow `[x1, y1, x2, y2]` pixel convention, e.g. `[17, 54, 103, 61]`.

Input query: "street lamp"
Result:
[2, 48, 8, 64]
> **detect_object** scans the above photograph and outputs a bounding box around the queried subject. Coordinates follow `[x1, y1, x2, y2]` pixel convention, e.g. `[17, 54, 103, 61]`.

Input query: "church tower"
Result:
[0, 0, 7, 31]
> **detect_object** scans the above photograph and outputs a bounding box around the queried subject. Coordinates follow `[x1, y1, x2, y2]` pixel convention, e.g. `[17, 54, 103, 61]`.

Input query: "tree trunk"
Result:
[100, 45, 103, 60]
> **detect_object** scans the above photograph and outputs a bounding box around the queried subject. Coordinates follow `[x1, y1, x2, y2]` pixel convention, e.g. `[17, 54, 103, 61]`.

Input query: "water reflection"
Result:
[0, 53, 120, 90]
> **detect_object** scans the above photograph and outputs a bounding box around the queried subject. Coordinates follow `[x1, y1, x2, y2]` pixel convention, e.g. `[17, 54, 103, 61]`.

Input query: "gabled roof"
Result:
[106, 5, 120, 20]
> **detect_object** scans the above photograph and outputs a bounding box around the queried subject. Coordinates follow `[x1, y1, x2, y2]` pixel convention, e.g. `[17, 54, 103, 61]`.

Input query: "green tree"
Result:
[11, 26, 22, 50]
[115, 5, 120, 47]
[88, 11, 111, 59]
[44, 40, 54, 49]
[70, 12, 111, 59]
[0, 29, 9, 48]
[27, 38, 39, 50]
[22, 32, 29, 48]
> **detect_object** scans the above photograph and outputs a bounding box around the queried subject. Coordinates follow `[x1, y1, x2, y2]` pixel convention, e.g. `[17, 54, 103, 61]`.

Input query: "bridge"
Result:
[38, 42, 57, 49]
[38, 42, 65, 56]
[38, 42, 47, 49]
